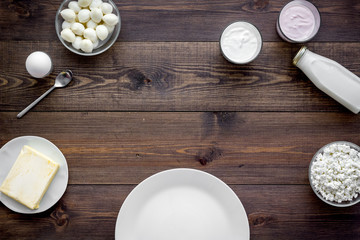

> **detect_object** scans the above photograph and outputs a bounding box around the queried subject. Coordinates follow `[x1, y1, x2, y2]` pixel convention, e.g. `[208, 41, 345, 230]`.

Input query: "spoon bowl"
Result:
[54, 70, 73, 88]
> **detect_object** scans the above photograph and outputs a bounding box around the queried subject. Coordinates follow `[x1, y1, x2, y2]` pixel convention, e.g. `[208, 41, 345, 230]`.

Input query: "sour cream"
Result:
[277, 0, 320, 43]
[220, 21, 262, 64]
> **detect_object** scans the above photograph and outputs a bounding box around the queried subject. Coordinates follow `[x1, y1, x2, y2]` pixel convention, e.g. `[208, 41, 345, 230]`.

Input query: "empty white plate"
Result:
[0, 136, 68, 214]
[115, 168, 249, 240]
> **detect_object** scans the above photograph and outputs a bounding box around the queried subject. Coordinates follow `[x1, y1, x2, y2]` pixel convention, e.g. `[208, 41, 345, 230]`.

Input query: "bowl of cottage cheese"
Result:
[309, 141, 360, 207]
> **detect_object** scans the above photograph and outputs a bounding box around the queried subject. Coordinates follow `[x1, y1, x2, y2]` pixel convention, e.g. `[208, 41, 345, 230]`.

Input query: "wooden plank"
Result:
[1, 42, 359, 112]
[1, 184, 359, 239]
[1, 112, 360, 185]
[0, 0, 359, 42]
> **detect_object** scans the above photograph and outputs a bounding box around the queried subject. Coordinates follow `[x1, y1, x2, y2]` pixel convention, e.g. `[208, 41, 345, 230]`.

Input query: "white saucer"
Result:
[0, 136, 69, 214]
[115, 168, 249, 240]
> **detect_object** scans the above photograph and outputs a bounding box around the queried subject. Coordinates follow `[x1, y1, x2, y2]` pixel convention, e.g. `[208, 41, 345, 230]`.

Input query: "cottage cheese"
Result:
[310, 143, 360, 203]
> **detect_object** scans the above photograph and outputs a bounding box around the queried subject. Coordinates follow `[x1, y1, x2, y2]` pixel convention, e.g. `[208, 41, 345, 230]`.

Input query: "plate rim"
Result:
[0, 135, 69, 214]
[115, 168, 250, 239]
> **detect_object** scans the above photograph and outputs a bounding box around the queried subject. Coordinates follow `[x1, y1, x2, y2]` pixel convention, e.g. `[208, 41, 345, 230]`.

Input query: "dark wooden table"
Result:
[1, 0, 360, 239]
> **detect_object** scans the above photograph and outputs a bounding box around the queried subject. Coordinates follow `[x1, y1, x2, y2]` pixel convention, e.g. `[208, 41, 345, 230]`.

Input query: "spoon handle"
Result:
[17, 86, 56, 119]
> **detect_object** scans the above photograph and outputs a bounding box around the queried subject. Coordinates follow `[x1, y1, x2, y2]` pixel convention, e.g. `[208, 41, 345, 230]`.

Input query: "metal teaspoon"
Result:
[17, 70, 73, 119]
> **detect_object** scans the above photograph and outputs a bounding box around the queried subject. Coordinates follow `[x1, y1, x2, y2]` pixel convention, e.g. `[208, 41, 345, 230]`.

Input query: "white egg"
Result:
[83, 28, 98, 43]
[71, 22, 85, 35]
[104, 23, 115, 33]
[101, 3, 113, 15]
[78, 0, 92, 8]
[25, 51, 52, 78]
[60, 9, 76, 22]
[80, 39, 94, 53]
[78, 9, 90, 23]
[68, 1, 81, 13]
[90, 0, 103, 10]
[72, 36, 83, 50]
[96, 25, 109, 41]
[86, 19, 98, 29]
[90, 8, 103, 23]
[61, 28, 76, 42]
[102, 13, 118, 26]
[62, 21, 72, 29]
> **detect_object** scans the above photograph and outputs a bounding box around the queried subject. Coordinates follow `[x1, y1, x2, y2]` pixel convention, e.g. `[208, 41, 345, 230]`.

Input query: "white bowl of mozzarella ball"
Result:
[309, 141, 360, 207]
[56, 0, 120, 55]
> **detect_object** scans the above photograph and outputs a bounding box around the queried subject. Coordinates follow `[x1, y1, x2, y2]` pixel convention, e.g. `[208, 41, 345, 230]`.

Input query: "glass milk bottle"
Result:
[293, 46, 360, 114]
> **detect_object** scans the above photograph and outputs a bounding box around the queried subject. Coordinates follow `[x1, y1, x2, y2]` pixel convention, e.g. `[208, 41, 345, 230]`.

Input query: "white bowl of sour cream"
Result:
[220, 21, 262, 64]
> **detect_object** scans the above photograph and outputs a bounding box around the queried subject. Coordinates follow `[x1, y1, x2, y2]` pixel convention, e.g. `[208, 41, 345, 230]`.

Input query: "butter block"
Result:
[0, 145, 59, 209]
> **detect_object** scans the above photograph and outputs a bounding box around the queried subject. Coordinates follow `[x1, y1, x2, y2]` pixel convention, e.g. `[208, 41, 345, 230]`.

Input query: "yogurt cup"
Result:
[220, 21, 262, 64]
[276, 0, 320, 43]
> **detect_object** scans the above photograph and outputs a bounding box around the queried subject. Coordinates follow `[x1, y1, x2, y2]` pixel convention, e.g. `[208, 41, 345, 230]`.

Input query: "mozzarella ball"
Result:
[62, 21, 72, 29]
[104, 23, 115, 33]
[95, 25, 109, 41]
[71, 22, 85, 35]
[61, 28, 76, 43]
[78, 0, 92, 8]
[72, 36, 83, 49]
[80, 39, 94, 53]
[83, 28, 98, 43]
[101, 3, 113, 14]
[60, 9, 76, 22]
[90, 8, 103, 23]
[68, 1, 81, 13]
[86, 19, 98, 29]
[93, 38, 99, 49]
[102, 13, 119, 26]
[90, 0, 103, 10]
[78, 9, 91, 23]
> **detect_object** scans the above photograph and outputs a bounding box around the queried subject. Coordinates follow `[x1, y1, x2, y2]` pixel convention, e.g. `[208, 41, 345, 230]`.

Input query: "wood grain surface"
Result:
[1, 185, 360, 240]
[1, 0, 360, 239]
[1, 111, 360, 186]
[0, 0, 360, 42]
[1, 42, 359, 112]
